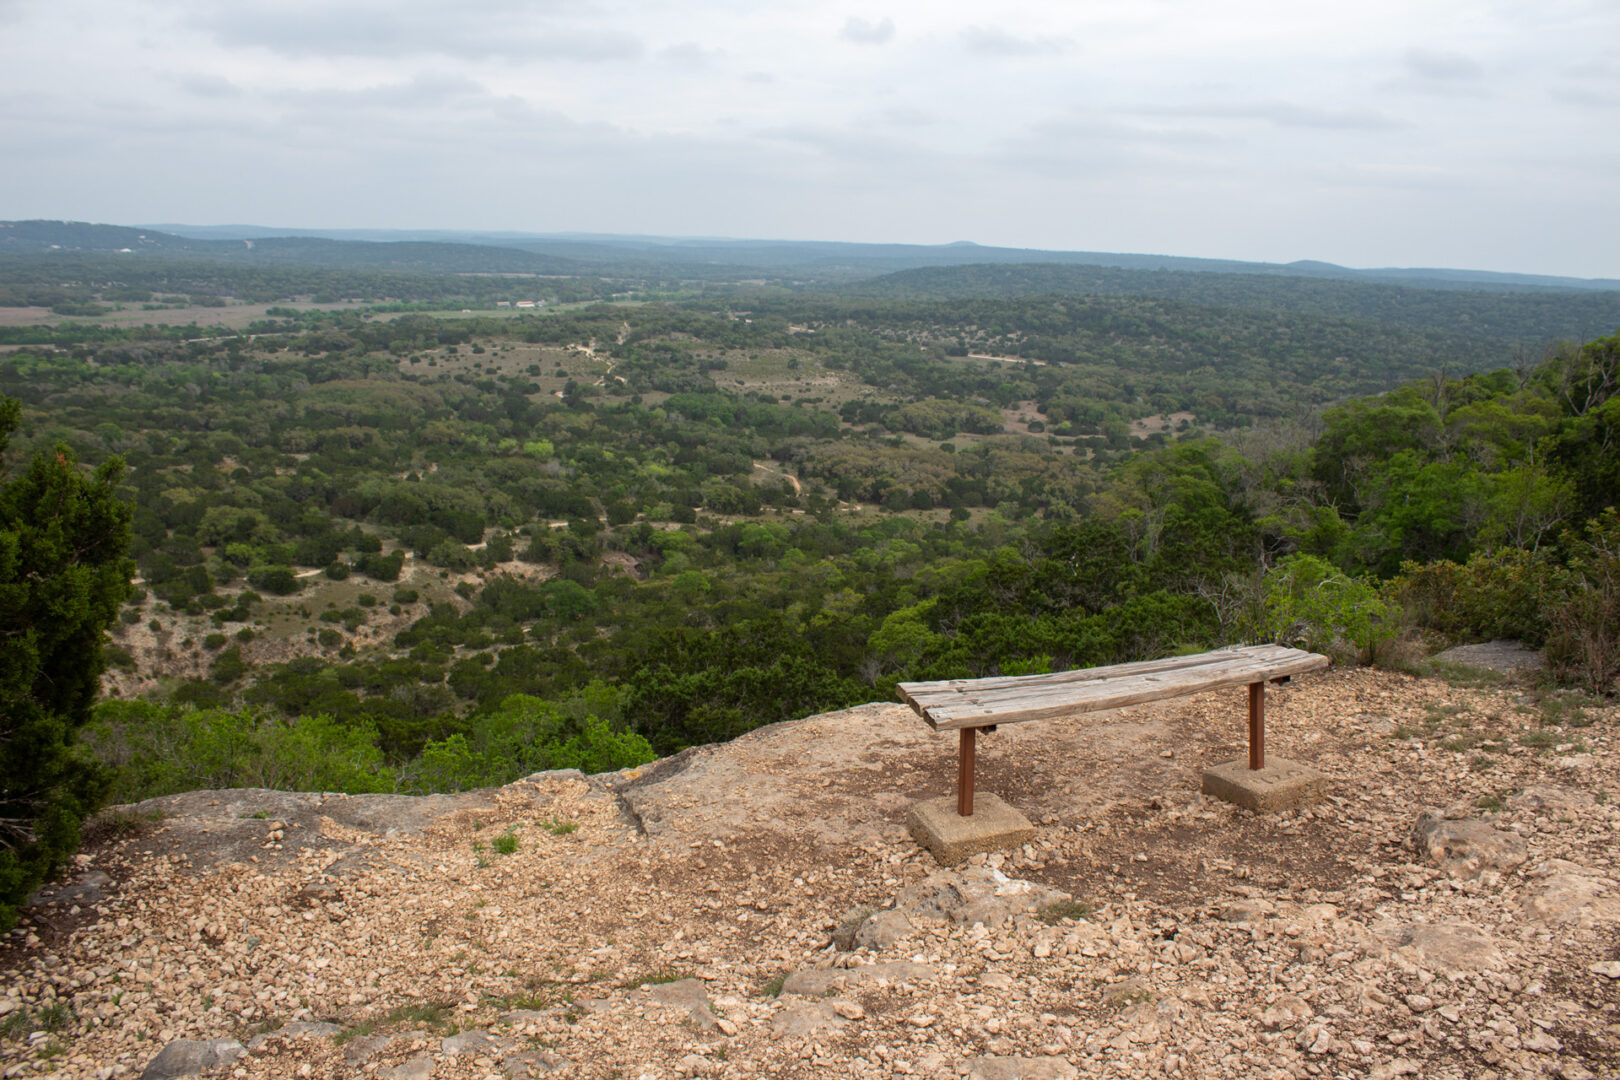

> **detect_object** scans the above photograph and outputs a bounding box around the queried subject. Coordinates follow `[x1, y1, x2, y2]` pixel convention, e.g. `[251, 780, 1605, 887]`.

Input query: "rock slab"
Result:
[139, 1039, 246, 1080]
[1410, 813, 1527, 879]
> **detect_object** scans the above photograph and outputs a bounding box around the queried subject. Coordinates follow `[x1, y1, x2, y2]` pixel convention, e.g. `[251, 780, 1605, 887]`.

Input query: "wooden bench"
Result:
[898, 644, 1330, 818]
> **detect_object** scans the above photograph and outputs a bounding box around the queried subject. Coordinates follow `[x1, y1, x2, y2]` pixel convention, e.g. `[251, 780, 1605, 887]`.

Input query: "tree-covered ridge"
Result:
[854, 263, 1620, 345]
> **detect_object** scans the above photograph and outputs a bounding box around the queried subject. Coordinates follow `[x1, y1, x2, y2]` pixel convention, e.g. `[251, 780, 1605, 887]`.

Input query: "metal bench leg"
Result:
[958, 727, 976, 816]
[1248, 681, 1265, 770]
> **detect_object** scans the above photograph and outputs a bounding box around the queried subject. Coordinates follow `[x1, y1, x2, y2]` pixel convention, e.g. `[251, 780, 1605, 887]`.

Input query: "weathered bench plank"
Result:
[899, 644, 1329, 731]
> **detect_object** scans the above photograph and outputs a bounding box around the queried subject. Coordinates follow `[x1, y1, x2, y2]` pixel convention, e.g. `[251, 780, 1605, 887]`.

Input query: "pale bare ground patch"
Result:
[1131, 410, 1197, 438]
[968, 352, 1046, 366]
[753, 461, 802, 496]
[1001, 399, 1045, 435]
[0, 300, 369, 331]
[101, 555, 566, 695]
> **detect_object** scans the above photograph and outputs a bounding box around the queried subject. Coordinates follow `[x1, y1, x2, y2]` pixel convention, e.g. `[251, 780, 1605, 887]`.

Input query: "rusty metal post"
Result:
[1248, 681, 1265, 770]
[957, 727, 976, 816]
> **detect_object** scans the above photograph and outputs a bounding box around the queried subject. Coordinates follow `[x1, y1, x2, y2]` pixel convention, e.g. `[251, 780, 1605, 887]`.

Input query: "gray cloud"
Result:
[838, 16, 894, 45]
[659, 42, 722, 66]
[1403, 48, 1483, 81]
[3, 0, 1618, 276]
[1136, 101, 1404, 132]
[194, 2, 643, 62]
[959, 25, 1070, 57]
[178, 74, 242, 99]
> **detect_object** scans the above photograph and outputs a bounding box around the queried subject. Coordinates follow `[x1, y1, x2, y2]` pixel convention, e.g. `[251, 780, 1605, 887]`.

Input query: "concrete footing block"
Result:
[907, 794, 1035, 865]
[1200, 757, 1327, 812]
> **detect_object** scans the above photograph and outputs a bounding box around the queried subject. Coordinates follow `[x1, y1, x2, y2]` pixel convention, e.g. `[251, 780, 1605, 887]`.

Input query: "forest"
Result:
[0, 230, 1616, 927]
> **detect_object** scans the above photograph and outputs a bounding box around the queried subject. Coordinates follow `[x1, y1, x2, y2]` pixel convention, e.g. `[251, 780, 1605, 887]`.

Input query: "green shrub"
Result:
[210, 645, 247, 684]
[409, 695, 655, 793]
[1546, 510, 1620, 694]
[1264, 554, 1395, 663]
[247, 565, 301, 596]
[203, 633, 228, 651]
[1388, 547, 1562, 646]
[83, 702, 393, 801]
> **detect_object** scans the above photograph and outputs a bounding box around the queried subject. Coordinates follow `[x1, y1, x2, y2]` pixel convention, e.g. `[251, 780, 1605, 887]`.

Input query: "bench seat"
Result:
[900, 644, 1329, 731]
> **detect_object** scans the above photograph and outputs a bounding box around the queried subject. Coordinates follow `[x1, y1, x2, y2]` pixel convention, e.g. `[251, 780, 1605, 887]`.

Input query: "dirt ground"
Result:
[7, 665, 1619, 1080]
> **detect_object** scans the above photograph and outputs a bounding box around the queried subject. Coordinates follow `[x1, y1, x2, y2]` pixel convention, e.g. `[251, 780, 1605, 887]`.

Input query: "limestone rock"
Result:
[963, 1055, 1078, 1080]
[28, 869, 112, 908]
[781, 961, 935, 997]
[892, 865, 1070, 929]
[442, 1030, 510, 1055]
[644, 978, 719, 1031]
[1431, 640, 1544, 672]
[768, 1001, 850, 1038]
[1508, 786, 1592, 817]
[1525, 869, 1620, 926]
[1220, 898, 1275, 923]
[1386, 921, 1504, 974]
[139, 1039, 246, 1080]
[502, 1049, 572, 1077]
[342, 1034, 402, 1065]
[246, 1021, 340, 1050]
[854, 907, 914, 949]
[1260, 995, 1312, 1030]
[1410, 813, 1527, 878]
[378, 1056, 434, 1080]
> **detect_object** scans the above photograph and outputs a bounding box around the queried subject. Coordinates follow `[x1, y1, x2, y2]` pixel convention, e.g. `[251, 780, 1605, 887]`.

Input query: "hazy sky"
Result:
[3, 0, 1617, 276]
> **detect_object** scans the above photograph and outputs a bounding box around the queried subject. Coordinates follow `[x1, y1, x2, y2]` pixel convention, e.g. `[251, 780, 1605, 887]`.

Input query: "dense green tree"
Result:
[0, 397, 133, 930]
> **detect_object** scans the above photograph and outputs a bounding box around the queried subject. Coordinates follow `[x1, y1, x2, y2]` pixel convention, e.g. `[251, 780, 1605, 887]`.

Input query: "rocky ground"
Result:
[5, 663, 1620, 1080]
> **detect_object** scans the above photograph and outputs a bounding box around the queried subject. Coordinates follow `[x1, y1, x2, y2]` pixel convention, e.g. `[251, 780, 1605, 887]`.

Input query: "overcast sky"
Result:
[2, 0, 1617, 277]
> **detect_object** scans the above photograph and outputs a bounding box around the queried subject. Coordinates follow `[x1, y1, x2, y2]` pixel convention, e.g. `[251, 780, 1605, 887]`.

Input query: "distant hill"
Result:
[139, 222, 1620, 292]
[0, 220, 583, 275]
[849, 262, 1620, 346]
[9, 220, 1620, 299]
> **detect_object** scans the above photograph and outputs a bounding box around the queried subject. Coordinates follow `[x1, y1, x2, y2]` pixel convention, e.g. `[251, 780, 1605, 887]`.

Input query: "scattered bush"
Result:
[1264, 554, 1396, 663]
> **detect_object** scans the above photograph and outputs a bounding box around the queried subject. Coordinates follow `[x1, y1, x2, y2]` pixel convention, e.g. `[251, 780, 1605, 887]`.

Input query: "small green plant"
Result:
[1105, 985, 1154, 1008]
[759, 973, 787, 998]
[538, 818, 578, 836]
[493, 830, 520, 855]
[0, 1011, 31, 1041]
[1037, 899, 1096, 924]
[1425, 660, 1504, 689]
[1474, 793, 1504, 812]
[1519, 730, 1559, 748]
